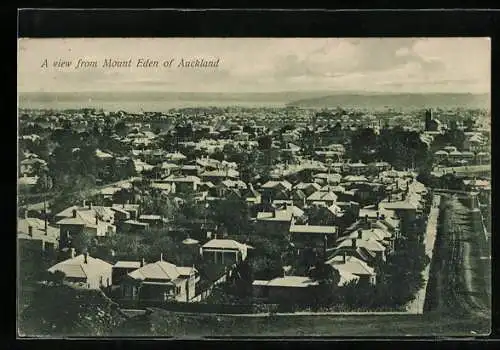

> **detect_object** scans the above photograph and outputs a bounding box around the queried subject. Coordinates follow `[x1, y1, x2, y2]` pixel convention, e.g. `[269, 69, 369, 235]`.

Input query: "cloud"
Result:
[18, 38, 490, 93]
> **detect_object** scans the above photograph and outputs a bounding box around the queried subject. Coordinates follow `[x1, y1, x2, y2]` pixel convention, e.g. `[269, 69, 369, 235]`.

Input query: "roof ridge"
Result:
[156, 260, 175, 280]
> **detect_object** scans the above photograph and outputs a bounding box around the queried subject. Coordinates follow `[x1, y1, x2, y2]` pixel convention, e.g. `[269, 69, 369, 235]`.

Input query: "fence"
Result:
[189, 272, 228, 302]
[117, 298, 280, 314]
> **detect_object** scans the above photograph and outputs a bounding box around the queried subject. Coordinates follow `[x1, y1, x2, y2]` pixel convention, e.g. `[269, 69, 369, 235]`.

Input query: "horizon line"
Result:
[18, 90, 490, 95]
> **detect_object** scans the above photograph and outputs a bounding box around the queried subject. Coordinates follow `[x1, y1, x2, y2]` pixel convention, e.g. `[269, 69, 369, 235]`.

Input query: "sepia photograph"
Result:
[17, 37, 491, 338]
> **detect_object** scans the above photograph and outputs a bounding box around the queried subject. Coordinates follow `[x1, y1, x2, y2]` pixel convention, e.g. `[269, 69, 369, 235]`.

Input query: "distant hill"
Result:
[18, 91, 336, 103]
[287, 93, 490, 109]
[18, 91, 490, 110]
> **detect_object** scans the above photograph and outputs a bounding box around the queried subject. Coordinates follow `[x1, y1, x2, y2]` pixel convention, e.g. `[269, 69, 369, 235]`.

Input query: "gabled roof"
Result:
[18, 217, 59, 241]
[257, 205, 304, 222]
[164, 175, 201, 183]
[96, 149, 113, 159]
[290, 224, 337, 234]
[380, 201, 417, 211]
[294, 182, 322, 191]
[114, 261, 141, 269]
[128, 260, 193, 281]
[343, 175, 369, 182]
[202, 239, 248, 251]
[48, 254, 113, 280]
[338, 227, 392, 242]
[19, 176, 38, 186]
[336, 238, 386, 252]
[326, 255, 375, 276]
[112, 203, 140, 211]
[260, 276, 319, 288]
[307, 191, 338, 202]
[200, 169, 239, 178]
[261, 180, 293, 191]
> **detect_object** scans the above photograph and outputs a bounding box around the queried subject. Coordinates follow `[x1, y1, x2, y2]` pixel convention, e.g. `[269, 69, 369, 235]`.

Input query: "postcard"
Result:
[17, 37, 491, 338]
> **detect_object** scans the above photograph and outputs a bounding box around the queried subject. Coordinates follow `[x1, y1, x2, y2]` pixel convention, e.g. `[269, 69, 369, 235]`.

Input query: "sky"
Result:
[17, 38, 491, 94]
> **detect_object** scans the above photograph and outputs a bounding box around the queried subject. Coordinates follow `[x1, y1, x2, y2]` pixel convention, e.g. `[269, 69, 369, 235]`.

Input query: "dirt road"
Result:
[425, 195, 490, 323]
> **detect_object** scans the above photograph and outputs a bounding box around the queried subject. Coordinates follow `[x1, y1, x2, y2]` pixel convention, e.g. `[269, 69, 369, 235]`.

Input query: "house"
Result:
[256, 204, 305, 234]
[312, 173, 342, 186]
[294, 182, 322, 197]
[326, 254, 377, 285]
[138, 214, 165, 227]
[337, 227, 394, 254]
[200, 168, 240, 184]
[112, 203, 140, 221]
[252, 276, 320, 304]
[289, 222, 338, 252]
[368, 162, 392, 173]
[306, 190, 338, 207]
[162, 175, 201, 193]
[158, 162, 180, 177]
[306, 203, 343, 226]
[19, 156, 48, 176]
[180, 164, 200, 176]
[342, 175, 369, 183]
[260, 180, 293, 202]
[56, 203, 117, 248]
[47, 251, 113, 289]
[347, 162, 368, 175]
[112, 260, 143, 285]
[120, 258, 199, 303]
[243, 186, 262, 205]
[335, 237, 387, 262]
[100, 187, 122, 202]
[18, 216, 59, 255]
[196, 157, 222, 171]
[166, 152, 187, 164]
[201, 239, 250, 265]
[379, 200, 417, 235]
[18, 174, 39, 190]
[122, 220, 150, 234]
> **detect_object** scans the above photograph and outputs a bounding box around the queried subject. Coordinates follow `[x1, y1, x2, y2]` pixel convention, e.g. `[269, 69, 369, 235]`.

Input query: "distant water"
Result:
[18, 100, 287, 113]
[18, 91, 490, 113]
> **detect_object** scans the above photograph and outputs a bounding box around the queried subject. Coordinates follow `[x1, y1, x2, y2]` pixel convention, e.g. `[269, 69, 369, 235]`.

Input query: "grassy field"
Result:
[114, 309, 490, 337]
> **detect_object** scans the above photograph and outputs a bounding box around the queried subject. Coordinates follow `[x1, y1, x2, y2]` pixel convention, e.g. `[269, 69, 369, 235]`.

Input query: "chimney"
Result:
[342, 251, 346, 263]
[95, 215, 99, 225]
[352, 238, 357, 248]
[376, 211, 380, 220]
[72, 209, 77, 218]
[365, 214, 369, 224]
[24, 209, 28, 219]
[140, 258, 145, 267]
[44, 212, 48, 235]
[71, 248, 76, 258]
[28, 226, 33, 236]
[82, 200, 86, 208]
[358, 229, 363, 239]
[84, 252, 88, 264]
[160, 253, 163, 261]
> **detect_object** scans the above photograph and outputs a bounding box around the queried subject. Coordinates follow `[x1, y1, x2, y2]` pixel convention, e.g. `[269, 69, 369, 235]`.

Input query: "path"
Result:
[405, 194, 441, 314]
[24, 177, 139, 211]
[132, 307, 419, 318]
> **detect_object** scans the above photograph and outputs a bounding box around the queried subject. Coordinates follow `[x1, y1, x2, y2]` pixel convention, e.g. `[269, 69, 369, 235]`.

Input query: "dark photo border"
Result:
[11, 7, 499, 349]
